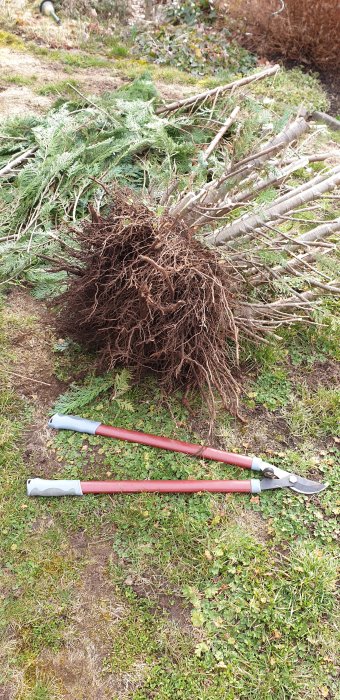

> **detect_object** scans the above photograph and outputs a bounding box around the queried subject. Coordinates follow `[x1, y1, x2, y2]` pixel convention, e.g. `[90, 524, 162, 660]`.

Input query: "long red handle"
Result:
[81, 479, 253, 494]
[96, 424, 253, 469]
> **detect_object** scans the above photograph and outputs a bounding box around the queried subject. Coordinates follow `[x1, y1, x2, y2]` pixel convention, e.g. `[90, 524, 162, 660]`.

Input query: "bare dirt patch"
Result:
[37, 541, 148, 699]
[123, 569, 195, 633]
[318, 70, 340, 116]
[287, 360, 340, 390]
[0, 44, 193, 120]
[0, 85, 52, 119]
[0, 46, 126, 93]
[38, 648, 147, 700]
[4, 289, 66, 477]
[5, 288, 63, 404]
[234, 509, 269, 543]
[153, 80, 194, 103]
[0, 46, 126, 118]
[0, 48, 63, 82]
[234, 411, 293, 452]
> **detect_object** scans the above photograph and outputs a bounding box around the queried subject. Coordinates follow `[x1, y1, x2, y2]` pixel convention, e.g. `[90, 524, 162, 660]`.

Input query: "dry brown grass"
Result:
[223, 0, 340, 70]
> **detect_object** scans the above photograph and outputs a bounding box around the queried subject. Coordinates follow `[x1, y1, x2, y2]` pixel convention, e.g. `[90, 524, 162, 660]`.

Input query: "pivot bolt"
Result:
[289, 475, 297, 484]
[263, 467, 275, 478]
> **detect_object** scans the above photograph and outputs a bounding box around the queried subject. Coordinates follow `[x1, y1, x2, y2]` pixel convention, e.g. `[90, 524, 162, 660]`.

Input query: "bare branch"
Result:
[207, 166, 340, 245]
[284, 152, 339, 164]
[156, 65, 280, 115]
[311, 111, 340, 131]
[203, 106, 240, 159]
[305, 278, 340, 293]
[0, 147, 37, 178]
[194, 157, 310, 228]
[159, 179, 179, 205]
[294, 217, 340, 247]
[173, 111, 310, 222]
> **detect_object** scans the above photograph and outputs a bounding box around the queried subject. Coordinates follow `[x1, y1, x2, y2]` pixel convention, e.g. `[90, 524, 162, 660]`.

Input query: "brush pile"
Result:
[59, 189, 245, 415]
[1, 69, 339, 416]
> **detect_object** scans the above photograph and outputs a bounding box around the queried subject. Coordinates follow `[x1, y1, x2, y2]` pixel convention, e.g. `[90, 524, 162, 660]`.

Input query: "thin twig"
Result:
[66, 83, 121, 127]
[277, 215, 328, 223]
[5, 370, 51, 386]
[89, 176, 112, 197]
[203, 107, 240, 159]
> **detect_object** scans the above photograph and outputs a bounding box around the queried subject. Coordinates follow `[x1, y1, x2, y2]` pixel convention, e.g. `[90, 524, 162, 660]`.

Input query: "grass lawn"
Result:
[0, 285, 339, 700]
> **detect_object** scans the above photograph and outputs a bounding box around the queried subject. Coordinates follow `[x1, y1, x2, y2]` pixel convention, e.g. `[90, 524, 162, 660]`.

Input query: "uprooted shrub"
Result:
[58, 188, 251, 418]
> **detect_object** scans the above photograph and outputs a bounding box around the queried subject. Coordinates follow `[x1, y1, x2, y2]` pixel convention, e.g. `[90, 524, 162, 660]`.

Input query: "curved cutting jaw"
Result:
[259, 463, 327, 495]
[287, 475, 327, 495]
[260, 476, 327, 494]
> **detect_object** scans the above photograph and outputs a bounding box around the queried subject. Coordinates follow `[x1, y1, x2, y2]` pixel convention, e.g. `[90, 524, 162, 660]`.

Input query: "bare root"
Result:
[58, 189, 248, 418]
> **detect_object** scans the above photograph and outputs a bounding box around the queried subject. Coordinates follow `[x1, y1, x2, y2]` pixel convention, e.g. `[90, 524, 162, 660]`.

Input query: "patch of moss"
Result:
[0, 30, 25, 50]
[251, 66, 329, 114]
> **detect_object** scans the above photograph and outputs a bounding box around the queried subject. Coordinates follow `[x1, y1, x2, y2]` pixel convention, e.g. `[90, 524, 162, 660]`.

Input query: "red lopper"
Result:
[27, 414, 326, 497]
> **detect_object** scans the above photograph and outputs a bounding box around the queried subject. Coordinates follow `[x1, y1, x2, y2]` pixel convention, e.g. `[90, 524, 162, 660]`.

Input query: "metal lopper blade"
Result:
[257, 462, 327, 495]
[260, 474, 327, 495]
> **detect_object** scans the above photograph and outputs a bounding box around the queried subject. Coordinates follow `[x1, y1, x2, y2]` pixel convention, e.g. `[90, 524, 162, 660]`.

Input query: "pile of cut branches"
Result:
[1, 67, 339, 416]
[0, 67, 283, 240]
[169, 108, 340, 318]
[0, 66, 287, 294]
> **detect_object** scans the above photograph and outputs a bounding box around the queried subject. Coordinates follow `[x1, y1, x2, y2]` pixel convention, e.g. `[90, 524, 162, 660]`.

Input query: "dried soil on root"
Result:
[59, 189, 246, 418]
